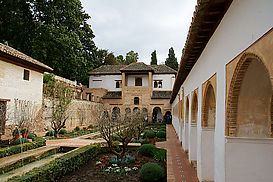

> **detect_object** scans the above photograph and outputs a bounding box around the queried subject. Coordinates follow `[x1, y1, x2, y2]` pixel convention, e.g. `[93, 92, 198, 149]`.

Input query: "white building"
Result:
[171, 0, 273, 182]
[0, 43, 52, 137]
[89, 62, 176, 122]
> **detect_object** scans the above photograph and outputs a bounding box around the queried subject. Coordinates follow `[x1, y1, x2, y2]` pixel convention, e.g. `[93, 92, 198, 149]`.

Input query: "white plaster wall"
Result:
[127, 74, 148, 87]
[89, 75, 122, 91]
[183, 122, 189, 150]
[171, 1, 273, 181]
[201, 129, 215, 181]
[225, 138, 273, 182]
[189, 125, 197, 161]
[0, 60, 43, 124]
[152, 74, 175, 90]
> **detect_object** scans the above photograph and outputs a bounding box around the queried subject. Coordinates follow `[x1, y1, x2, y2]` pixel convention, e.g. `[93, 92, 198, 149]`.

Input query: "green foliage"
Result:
[125, 50, 138, 65]
[43, 73, 56, 84]
[140, 162, 165, 182]
[153, 148, 166, 162]
[8, 145, 100, 182]
[144, 130, 156, 139]
[74, 126, 80, 132]
[27, 133, 37, 140]
[59, 129, 67, 135]
[150, 50, 158, 65]
[0, 0, 97, 85]
[165, 47, 178, 70]
[116, 55, 125, 64]
[0, 137, 46, 158]
[104, 52, 118, 65]
[156, 131, 166, 139]
[12, 138, 29, 145]
[45, 130, 55, 137]
[138, 144, 156, 157]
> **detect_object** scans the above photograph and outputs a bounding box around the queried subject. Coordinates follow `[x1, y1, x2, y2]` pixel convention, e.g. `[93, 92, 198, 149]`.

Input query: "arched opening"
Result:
[185, 97, 189, 123]
[152, 107, 162, 123]
[133, 107, 140, 113]
[112, 107, 120, 122]
[191, 93, 198, 124]
[135, 77, 142, 86]
[202, 84, 216, 128]
[227, 56, 272, 137]
[164, 111, 172, 124]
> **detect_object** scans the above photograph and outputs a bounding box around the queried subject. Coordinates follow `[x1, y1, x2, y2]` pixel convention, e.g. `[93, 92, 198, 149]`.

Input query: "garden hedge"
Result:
[0, 137, 46, 158]
[8, 144, 100, 182]
[140, 162, 165, 182]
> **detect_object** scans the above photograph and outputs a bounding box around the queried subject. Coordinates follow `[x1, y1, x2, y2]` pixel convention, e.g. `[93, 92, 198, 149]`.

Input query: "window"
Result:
[0, 101, 7, 134]
[23, 69, 30, 81]
[134, 97, 139, 105]
[135, 77, 142, 86]
[115, 80, 122, 88]
[153, 80, 162, 88]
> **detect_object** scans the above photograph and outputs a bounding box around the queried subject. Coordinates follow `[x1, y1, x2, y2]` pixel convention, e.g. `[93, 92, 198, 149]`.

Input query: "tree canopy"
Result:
[125, 50, 138, 65]
[150, 50, 157, 65]
[165, 47, 178, 70]
[0, 0, 97, 85]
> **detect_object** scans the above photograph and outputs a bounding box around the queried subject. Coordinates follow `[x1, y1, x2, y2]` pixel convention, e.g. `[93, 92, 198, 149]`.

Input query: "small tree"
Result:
[150, 50, 158, 65]
[44, 74, 72, 137]
[165, 47, 178, 70]
[98, 108, 145, 158]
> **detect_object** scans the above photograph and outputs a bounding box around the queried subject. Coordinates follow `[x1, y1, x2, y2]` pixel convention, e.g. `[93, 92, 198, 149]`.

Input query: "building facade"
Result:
[0, 43, 52, 138]
[89, 62, 176, 122]
[171, 0, 273, 182]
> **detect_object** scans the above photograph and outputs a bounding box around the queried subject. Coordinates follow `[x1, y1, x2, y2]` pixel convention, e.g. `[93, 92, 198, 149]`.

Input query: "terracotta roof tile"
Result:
[120, 62, 153, 72]
[0, 43, 53, 72]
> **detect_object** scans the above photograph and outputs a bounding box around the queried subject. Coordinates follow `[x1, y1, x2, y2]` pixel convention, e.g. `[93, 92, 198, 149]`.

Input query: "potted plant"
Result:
[21, 128, 29, 138]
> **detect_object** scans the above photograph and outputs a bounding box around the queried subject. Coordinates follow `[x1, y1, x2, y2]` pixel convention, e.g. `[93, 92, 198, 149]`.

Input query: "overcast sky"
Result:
[80, 0, 196, 65]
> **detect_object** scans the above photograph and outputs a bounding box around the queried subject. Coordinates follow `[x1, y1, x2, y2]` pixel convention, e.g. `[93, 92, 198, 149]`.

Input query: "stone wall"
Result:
[43, 98, 104, 131]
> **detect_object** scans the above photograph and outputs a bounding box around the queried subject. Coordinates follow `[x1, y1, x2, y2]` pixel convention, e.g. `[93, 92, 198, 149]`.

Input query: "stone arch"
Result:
[226, 53, 272, 137]
[202, 83, 216, 128]
[112, 107, 120, 122]
[191, 92, 198, 124]
[185, 97, 189, 123]
[153, 107, 162, 123]
[133, 107, 140, 113]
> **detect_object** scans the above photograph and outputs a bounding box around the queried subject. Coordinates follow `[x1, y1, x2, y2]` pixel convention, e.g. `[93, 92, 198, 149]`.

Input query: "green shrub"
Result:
[0, 137, 46, 158]
[156, 131, 166, 139]
[12, 138, 29, 145]
[153, 148, 166, 162]
[140, 162, 164, 182]
[8, 145, 100, 182]
[59, 129, 67, 135]
[45, 130, 55, 136]
[27, 132, 37, 140]
[74, 126, 80, 132]
[138, 144, 156, 157]
[144, 130, 156, 139]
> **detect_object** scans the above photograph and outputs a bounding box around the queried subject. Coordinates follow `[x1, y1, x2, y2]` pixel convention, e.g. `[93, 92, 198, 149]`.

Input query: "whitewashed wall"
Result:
[127, 74, 148, 87]
[152, 74, 175, 91]
[171, 0, 273, 181]
[89, 75, 122, 91]
[0, 60, 43, 125]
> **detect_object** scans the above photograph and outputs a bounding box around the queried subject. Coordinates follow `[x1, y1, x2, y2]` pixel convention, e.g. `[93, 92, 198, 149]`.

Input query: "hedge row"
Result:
[8, 144, 100, 182]
[0, 137, 46, 158]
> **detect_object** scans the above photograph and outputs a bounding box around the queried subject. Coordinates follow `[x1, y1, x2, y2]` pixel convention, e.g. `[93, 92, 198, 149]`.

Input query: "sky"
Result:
[80, 0, 196, 65]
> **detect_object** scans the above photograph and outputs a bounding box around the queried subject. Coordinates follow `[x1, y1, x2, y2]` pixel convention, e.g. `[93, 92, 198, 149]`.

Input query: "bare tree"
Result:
[98, 108, 145, 158]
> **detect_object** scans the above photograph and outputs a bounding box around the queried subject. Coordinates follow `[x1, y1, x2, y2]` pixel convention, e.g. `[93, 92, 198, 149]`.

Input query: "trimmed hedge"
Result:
[140, 162, 164, 182]
[138, 144, 156, 157]
[143, 130, 156, 139]
[156, 131, 166, 139]
[8, 144, 100, 182]
[0, 137, 46, 158]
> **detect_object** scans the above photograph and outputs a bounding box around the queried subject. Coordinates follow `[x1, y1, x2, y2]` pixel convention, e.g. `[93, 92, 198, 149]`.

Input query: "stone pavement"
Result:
[156, 124, 199, 182]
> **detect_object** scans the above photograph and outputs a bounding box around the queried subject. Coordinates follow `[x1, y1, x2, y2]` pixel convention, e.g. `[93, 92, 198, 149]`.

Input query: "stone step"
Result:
[0, 146, 58, 174]
[0, 153, 64, 182]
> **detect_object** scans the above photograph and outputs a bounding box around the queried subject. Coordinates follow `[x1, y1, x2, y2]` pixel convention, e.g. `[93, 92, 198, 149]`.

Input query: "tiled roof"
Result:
[89, 65, 126, 75]
[151, 65, 177, 74]
[170, 0, 233, 103]
[0, 43, 53, 72]
[102, 91, 122, 99]
[151, 91, 173, 99]
[120, 62, 154, 72]
[89, 62, 177, 75]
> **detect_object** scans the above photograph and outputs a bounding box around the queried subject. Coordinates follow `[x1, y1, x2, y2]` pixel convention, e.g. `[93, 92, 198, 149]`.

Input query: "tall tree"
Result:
[150, 50, 158, 65]
[116, 55, 125, 64]
[0, 0, 97, 85]
[125, 50, 138, 65]
[165, 47, 178, 70]
[104, 52, 118, 65]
